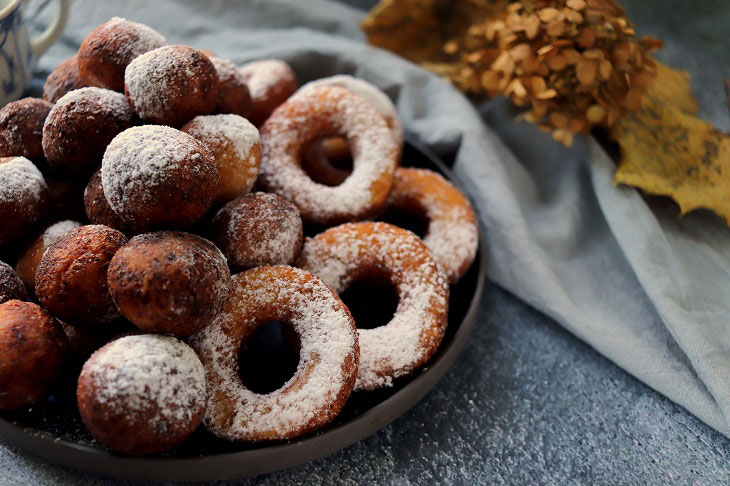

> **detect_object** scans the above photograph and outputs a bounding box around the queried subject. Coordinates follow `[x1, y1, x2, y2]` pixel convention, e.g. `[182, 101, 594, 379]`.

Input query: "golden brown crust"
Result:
[239, 60, 297, 126]
[210, 56, 251, 118]
[0, 98, 53, 161]
[0, 300, 67, 410]
[43, 55, 86, 103]
[35, 225, 128, 327]
[83, 169, 132, 234]
[107, 231, 231, 336]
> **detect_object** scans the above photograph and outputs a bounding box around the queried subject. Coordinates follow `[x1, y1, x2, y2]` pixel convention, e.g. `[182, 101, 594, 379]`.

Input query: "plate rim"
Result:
[0, 138, 488, 482]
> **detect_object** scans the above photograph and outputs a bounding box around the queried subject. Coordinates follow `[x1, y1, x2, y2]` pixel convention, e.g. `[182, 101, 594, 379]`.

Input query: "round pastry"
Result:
[298, 74, 403, 149]
[83, 169, 131, 234]
[0, 156, 48, 246]
[258, 86, 398, 225]
[181, 114, 261, 203]
[42, 87, 136, 174]
[108, 231, 231, 336]
[43, 54, 86, 103]
[0, 261, 27, 304]
[35, 225, 128, 327]
[297, 222, 449, 391]
[15, 220, 81, 293]
[384, 168, 478, 284]
[209, 56, 251, 117]
[0, 98, 53, 161]
[77, 335, 206, 455]
[238, 59, 297, 126]
[0, 300, 67, 411]
[189, 265, 358, 442]
[124, 45, 219, 126]
[101, 125, 219, 230]
[77, 17, 166, 92]
[209, 192, 303, 271]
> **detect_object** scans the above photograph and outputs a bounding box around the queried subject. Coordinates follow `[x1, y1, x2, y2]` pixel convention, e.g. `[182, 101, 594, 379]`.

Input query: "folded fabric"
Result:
[34, 0, 730, 438]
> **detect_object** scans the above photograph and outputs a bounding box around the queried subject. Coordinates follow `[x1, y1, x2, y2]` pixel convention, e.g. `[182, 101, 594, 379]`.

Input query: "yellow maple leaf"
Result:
[612, 62, 730, 224]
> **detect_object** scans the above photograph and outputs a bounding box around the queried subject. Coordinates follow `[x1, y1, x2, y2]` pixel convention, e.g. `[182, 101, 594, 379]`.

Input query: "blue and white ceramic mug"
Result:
[0, 0, 69, 106]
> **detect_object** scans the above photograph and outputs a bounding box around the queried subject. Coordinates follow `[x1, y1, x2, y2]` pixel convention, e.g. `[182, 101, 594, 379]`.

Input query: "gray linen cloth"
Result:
[34, 0, 730, 437]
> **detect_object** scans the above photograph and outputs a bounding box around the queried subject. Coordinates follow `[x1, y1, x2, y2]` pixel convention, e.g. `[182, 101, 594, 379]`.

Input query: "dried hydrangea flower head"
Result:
[443, 0, 662, 145]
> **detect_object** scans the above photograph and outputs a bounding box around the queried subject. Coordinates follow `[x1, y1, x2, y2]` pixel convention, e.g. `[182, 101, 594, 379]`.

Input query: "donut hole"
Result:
[301, 136, 353, 187]
[377, 207, 429, 239]
[339, 274, 399, 330]
[237, 320, 300, 394]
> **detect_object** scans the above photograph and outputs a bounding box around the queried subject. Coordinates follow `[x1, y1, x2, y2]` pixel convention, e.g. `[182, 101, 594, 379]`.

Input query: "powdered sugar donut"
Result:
[209, 192, 302, 271]
[385, 168, 478, 284]
[0, 262, 27, 304]
[209, 56, 251, 117]
[43, 55, 86, 103]
[78, 17, 166, 92]
[258, 86, 398, 225]
[108, 231, 231, 336]
[298, 75, 403, 149]
[15, 220, 81, 293]
[77, 335, 206, 455]
[0, 98, 53, 161]
[181, 114, 261, 204]
[101, 125, 219, 230]
[124, 45, 219, 127]
[0, 156, 48, 246]
[239, 59, 297, 126]
[189, 265, 358, 442]
[297, 222, 449, 391]
[42, 87, 135, 174]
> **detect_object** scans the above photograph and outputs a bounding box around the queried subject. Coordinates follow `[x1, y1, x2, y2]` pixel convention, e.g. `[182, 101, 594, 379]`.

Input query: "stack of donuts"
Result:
[0, 17, 479, 455]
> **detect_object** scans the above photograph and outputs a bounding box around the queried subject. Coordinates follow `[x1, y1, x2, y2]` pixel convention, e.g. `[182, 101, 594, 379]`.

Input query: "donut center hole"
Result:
[237, 320, 300, 394]
[377, 208, 429, 239]
[339, 275, 399, 330]
[301, 137, 353, 187]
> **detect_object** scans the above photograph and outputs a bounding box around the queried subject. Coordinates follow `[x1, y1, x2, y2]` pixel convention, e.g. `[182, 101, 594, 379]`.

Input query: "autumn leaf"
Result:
[612, 61, 730, 224]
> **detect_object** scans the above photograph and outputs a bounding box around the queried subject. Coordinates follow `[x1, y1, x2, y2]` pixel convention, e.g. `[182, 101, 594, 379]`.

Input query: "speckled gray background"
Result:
[1, 0, 729, 484]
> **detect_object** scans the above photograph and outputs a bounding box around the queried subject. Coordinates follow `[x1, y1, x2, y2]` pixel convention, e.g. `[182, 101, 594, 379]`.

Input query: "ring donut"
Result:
[189, 265, 359, 441]
[258, 86, 398, 225]
[386, 167, 478, 284]
[297, 222, 448, 391]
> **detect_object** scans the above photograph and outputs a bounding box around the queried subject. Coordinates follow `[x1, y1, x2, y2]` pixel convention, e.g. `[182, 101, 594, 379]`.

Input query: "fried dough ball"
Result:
[35, 225, 128, 327]
[125, 45, 219, 126]
[209, 56, 251, 117]
[238, 59, 297, 126]
[101, 125, 219, 231]
[108, 231, 231, 336]
[83, 169, 132, 234]
[15, 220, 81, 294]
[209, 192, 303, 271]
[181, 114, 260, 204]
[43, 54, 86, 103]
[0, 262, 27, 304]
[77, 335, 206, 455]
[0, 156, 48, 247]
[0, 300, 67, 410]
[42, 87, 135, 174]
[78, 17, 166, 92]
[0, 98, 53, 161]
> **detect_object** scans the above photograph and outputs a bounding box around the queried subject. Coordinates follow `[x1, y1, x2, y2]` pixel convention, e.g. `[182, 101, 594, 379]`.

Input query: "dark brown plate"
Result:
[0, 139, 487, 482]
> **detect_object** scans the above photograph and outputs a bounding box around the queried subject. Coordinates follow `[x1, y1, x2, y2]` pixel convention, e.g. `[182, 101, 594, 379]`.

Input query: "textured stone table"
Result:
[1, 0, 729, 484]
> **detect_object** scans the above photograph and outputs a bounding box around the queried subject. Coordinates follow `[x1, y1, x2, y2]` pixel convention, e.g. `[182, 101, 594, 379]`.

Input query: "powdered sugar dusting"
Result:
[80, 335, 206, 427]
[47, 87, 133, 127]
[0, 156, 46, 206]
[258, 86, 397, 224]
[239, 60, 295, 100]
[183, 114, 259, 163]
[100, 125, 205, 214]
[297, 222, 449, 391]
[189, 266, 357, 441]
[297, 75, 403, 147]
[388, 168, 478, 283]
[41, 220, 82, 248]
[0, 260, 26, 303]
[94, 17, 165, 68]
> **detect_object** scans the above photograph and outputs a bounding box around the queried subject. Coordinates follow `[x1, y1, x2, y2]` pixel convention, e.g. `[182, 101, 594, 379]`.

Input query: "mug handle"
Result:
[30, 0, 70, 58]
